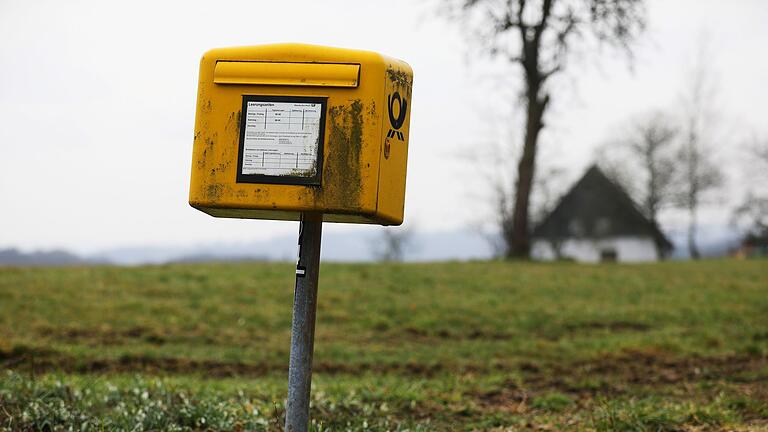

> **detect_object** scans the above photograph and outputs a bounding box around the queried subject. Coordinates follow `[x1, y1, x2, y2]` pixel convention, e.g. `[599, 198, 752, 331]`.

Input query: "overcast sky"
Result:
[1, 0, 766, 254]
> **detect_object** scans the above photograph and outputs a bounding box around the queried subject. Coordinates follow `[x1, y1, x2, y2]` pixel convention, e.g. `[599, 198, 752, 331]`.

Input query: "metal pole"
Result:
[285, 213, 323, 432]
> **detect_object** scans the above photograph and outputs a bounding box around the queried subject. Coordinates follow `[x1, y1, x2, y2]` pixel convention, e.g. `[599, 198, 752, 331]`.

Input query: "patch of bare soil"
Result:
[562, 320, 652, 333]
[35, 326, 168, 346]
[34, 325, 231, 347]
[534, 320, 653, 341]
[561, 348, 767, 389]
[472, 348, 768, 410]
[400, 327, 511, 341]
[2, 345, 766, 392]
[392, 321, 653, 344]
[0, 346, 446, 377]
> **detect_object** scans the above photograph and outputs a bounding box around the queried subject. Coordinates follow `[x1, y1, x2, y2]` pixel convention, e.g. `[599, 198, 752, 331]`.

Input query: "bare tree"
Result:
[675, 41, 724, 259]
[467, 132, 567, 258]
[490, 163, 568, 258]
[373, 226, 415, 262]
[732, 138, 768, 241]
[597, 111, 678, 226]
[733, 193, 768, 240]
[441, 0, 646, 258]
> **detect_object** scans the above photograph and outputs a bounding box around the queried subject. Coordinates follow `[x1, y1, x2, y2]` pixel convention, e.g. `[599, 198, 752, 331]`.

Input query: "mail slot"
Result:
[213, 61, 360, 87]
[189, 43, 413, 225]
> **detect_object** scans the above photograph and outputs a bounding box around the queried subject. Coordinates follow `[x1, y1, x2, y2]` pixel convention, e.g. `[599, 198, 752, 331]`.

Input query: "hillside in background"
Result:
[0, 248, 108, 266]
[0, 224, 741, 266]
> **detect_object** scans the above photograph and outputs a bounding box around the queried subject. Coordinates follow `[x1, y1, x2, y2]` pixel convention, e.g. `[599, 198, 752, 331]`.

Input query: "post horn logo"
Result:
[387, 91, 407, 141]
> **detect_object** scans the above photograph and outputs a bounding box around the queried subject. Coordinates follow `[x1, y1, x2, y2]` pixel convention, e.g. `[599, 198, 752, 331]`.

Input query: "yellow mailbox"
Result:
[189, 43, 413, 225]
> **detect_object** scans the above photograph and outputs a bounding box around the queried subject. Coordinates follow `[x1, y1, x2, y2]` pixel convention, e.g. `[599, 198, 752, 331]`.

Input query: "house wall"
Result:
[531, 236, 660, 263]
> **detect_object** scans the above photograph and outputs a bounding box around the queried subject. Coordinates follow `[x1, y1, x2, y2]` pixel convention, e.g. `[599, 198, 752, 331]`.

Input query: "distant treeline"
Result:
[0, 248, 273, 267]
[0, 248, 106, 266]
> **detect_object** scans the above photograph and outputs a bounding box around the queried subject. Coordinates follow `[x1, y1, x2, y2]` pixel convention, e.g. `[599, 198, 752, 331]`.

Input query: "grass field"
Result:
[1, 259, 767, 431]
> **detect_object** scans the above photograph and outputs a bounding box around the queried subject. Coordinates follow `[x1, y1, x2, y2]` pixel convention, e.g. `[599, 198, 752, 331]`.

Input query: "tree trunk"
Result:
[688, 205, 701, 259]
[507, 90, 548, 259]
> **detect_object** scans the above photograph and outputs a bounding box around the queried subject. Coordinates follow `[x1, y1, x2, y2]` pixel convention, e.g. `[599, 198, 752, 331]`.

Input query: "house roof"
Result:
[532, 165, 673, 251]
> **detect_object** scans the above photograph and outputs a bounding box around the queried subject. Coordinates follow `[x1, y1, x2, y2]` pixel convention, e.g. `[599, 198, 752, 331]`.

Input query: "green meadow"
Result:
[1, 260, 766, 431]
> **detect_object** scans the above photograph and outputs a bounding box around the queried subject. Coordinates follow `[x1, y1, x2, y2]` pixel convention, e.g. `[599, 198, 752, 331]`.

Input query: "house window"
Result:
[595, 217, 611, 236]
[568, 219, 585, 237]
[600, 249, 618, 262]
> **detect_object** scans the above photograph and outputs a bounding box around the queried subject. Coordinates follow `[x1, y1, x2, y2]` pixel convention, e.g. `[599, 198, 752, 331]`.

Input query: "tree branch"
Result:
[534, 0, 556, 44]
[540, 64, 562, 80]
[513, 0, 527, 52]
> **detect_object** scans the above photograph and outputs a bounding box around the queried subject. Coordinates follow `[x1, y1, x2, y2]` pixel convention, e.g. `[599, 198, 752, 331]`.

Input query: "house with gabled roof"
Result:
[531, 165, 673, 263]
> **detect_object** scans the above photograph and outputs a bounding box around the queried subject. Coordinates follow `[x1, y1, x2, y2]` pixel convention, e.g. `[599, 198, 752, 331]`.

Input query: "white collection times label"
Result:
[241, 100, 322, 178]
